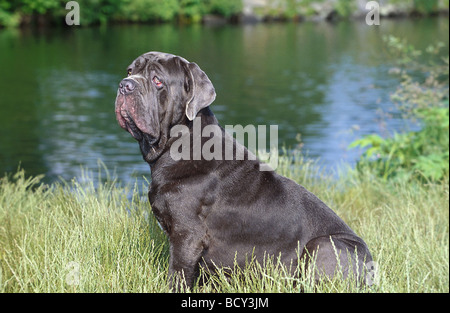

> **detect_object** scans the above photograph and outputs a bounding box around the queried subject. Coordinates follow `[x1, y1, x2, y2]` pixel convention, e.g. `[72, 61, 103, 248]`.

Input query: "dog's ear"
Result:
[183, 62, 216, 121]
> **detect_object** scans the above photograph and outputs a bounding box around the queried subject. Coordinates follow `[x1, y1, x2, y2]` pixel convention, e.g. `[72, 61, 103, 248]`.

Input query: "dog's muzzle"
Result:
[119, 78, 136, 95]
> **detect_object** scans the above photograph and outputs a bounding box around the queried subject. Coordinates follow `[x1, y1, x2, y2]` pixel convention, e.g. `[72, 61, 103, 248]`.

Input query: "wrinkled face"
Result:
[115, 51, 216, 160]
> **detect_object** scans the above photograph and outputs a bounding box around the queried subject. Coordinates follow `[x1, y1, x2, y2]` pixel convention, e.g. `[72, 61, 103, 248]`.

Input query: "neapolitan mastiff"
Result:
[115, 52, 372, 290]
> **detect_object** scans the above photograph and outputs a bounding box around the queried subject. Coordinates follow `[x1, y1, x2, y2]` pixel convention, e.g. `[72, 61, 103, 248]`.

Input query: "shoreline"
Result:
[1, 5, 449, 29]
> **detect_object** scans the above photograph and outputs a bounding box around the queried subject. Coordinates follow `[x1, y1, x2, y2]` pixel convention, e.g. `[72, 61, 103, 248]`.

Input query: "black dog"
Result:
[115, 52, 372, 289]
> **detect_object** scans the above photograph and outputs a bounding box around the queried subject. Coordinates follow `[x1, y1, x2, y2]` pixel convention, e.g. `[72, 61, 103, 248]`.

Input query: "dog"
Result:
[115, 51, 372, 290]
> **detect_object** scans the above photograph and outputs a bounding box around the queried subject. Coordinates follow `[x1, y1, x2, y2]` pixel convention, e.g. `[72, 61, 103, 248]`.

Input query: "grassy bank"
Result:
[0, 157, 448, 292]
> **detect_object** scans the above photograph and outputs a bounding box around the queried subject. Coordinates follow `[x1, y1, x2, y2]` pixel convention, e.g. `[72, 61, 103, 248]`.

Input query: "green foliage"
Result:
[20, 0, 60, 14]
[207, 0, 242, 18]
[118, 0, 180, 23]
[0, 0, 244, 26]
[1, 0, 449, 27]
[179, 0, 205, 23]
[76, 0, 122, 25]
[335, 0, 356, 18]
[0, 0, 21, 27]
[414, 0, 439, 14]
[297, 0, 322, 17]
[350, 38, 449, 182]
[350, 106, 449, 182]
[283, 0, 299, 18]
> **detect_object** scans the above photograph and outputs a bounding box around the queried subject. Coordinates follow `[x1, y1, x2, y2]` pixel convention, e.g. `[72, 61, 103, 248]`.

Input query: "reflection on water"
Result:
[0, 18, 448, 185]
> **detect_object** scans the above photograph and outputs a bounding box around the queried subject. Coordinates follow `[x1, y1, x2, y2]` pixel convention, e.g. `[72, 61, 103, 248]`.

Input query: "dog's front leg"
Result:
[168, 229, 206, 291]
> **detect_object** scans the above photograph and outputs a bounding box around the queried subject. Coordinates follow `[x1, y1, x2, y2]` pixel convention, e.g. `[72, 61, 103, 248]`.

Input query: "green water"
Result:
[0, 18, 448, 183]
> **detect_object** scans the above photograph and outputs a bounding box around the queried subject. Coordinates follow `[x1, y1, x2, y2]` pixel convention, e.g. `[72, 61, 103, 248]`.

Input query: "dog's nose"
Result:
[119, 79, 136, 95]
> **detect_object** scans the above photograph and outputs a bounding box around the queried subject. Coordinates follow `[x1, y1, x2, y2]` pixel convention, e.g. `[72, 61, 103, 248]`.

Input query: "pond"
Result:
[0, 18, 448, 185]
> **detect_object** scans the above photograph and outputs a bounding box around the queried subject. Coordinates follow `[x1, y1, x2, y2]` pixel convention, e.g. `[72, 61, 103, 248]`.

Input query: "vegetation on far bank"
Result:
[1, 0, 449, 28]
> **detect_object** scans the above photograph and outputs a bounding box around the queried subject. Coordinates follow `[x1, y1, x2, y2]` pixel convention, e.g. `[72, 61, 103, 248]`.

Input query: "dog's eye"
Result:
[152, 76, 163, 88]
[127, 69, 132, 76]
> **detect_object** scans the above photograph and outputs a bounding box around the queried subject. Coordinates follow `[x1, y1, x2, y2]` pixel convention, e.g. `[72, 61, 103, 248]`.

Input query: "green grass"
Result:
[0, 155, 448, 292]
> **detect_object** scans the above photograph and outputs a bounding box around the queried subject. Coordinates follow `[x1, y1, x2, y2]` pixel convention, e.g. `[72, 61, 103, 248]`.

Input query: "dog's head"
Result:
[115, 51, 216, 162]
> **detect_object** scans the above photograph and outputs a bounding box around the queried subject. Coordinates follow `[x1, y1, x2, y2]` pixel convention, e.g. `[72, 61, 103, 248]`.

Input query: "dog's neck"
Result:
[186, 107, 219, 129]
[143, 107, 218, 167]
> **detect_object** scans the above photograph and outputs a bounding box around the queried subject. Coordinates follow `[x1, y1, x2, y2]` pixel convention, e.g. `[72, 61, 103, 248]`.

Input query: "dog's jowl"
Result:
[115, 51, 373, 290]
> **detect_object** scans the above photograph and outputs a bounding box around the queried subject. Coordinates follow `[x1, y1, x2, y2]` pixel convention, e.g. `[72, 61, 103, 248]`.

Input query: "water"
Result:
[0, 18, 448, 185]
